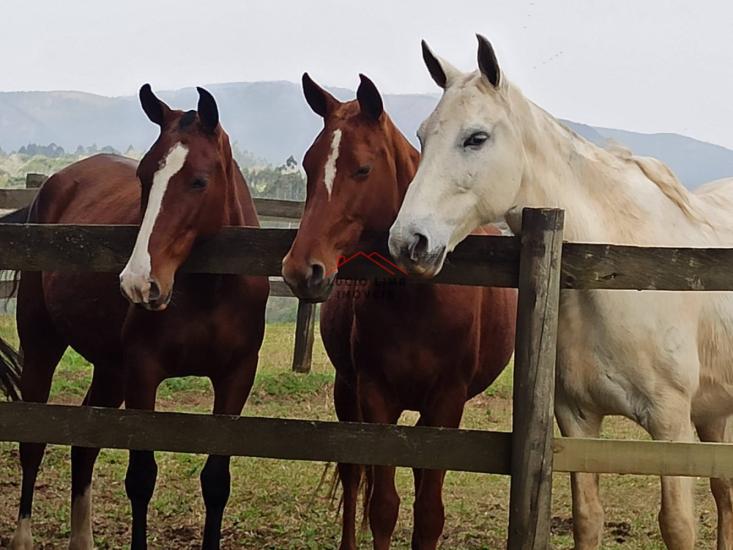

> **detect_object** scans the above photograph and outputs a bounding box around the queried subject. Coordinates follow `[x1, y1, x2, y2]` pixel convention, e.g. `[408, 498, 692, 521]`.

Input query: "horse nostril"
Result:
[308, 263, 325, 288]
[408, 232, 429, 262]
[148, 279, 161, 302]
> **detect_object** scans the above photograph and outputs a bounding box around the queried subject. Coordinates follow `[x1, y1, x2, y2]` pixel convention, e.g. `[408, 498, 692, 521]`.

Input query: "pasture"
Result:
[0, 315, 720, 549]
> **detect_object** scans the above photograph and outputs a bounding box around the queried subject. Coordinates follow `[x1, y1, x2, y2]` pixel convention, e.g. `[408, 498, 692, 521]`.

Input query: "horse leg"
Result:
[200, 355, 258, 550]
[333, 373, 361, 550]
[555, 398, 604, 550]
[646, 397, 696, 549]
[696, 417, 733, 550]
[11, 279, 67, 550]
[359, 376, 401, 550]
[411, 387, 465, 550]
[124, 356, 162, 550]
[69, 364, 124, 550]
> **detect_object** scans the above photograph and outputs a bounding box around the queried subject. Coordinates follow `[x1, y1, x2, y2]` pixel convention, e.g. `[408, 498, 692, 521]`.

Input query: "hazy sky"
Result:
[2, 0, 732, 148]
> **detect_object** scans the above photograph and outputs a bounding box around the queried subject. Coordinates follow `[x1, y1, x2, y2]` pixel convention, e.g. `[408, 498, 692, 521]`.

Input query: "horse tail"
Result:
[0, 336, 21, 400]
[318, 462, 372, 532]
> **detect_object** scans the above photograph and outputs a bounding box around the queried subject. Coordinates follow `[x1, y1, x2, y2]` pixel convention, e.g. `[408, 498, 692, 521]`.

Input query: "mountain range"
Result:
[1, 81, 732, 188]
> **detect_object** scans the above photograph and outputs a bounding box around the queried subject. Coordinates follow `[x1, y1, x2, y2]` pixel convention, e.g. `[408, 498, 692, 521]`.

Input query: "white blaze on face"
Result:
[120, 142, 188, 304]
[323, 129, 342, 200]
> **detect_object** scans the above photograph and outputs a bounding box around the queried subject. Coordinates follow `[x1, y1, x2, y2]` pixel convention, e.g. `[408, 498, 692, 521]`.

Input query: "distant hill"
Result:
[1, 82, 732, 188]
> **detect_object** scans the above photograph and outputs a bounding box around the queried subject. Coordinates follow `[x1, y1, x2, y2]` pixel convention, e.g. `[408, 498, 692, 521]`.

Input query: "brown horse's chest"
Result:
[347, 283, 488, 409]
[124, 276, 268, 378]
[41, 272, 267, 376]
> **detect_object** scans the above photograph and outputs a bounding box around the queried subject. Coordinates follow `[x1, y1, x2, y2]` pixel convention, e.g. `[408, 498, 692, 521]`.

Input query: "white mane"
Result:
[502, 80, 732, 244]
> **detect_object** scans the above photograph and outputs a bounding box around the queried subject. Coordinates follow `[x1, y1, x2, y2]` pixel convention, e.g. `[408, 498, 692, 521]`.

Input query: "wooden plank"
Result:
[0, 279, 15, 300]
[561, 243, 733, 291]
[0, 224, 521, 287]
[0, 402, 512, 474]
[268, 278, 293, 297]
[291, 301, 317, 373]
[508, 208, 564, 550]
[254, 198, 303, 220]
[0, 189, 36, 209]
[554, 437, 733, 478]
[0, 187, 303, 220]
[25, 173, 47, 189]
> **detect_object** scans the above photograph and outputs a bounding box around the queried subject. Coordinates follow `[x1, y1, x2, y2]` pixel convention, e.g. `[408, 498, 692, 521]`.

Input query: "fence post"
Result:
[291, 300, 316, 373]
[25, 173, 47, 189]
[507, 207, 564, 550]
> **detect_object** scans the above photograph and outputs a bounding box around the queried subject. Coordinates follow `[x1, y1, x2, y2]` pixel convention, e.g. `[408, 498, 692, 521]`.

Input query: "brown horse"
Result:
[282, 74, 517, 550]
[4, 86, 268, 550]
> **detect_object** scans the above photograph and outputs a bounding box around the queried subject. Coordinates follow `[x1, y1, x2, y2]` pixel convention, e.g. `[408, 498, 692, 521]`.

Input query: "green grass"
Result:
[0, 315, 721, 549]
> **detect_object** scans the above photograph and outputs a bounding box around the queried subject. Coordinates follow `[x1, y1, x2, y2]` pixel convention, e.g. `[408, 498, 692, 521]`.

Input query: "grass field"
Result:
[0, 315, 721, 549]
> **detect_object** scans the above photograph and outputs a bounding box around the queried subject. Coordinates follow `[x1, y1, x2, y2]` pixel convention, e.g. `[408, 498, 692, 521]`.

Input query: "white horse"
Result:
[389, 35, 733, 550]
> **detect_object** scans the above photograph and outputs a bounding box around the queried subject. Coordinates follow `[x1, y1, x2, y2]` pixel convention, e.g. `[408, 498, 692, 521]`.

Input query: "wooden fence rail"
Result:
[2, 401, 733, 479]
[2, 223, 733, 290]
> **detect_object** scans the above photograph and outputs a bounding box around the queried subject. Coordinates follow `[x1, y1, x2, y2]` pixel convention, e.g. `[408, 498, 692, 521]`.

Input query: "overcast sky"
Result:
[2, 0, 732, 148]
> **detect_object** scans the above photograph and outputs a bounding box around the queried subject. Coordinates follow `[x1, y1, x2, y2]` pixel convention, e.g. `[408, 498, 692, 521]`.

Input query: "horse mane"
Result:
[603, 142, 701, 221]
[523, 91, 701, 223]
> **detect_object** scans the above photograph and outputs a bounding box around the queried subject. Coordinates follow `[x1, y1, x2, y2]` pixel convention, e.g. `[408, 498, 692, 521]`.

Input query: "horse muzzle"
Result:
[119, 272, 172, 311]
[388, 223, 447, 279]
[282, 258, 336, 303]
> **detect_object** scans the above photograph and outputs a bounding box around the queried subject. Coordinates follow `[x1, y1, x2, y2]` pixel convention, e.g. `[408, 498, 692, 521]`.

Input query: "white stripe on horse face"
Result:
[323, 129, 342, 200]
[119, 142, 188, 303]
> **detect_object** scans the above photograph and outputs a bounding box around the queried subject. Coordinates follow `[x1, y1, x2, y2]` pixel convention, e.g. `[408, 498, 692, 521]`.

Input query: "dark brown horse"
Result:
[281, 74, 517, 550]
[4, 86, 268, 550]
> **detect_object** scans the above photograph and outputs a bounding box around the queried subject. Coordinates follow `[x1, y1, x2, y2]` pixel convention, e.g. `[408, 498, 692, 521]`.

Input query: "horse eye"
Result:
[354, 165, 372, 178]
[463, 132, 490, 148]
[192, 178, 208, 189]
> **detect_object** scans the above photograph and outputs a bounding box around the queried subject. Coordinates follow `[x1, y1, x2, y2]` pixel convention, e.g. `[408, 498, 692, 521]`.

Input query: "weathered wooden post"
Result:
[507, 207, 564, 550]
[291, 300, 317, 373]
[25, 173, 47, 189]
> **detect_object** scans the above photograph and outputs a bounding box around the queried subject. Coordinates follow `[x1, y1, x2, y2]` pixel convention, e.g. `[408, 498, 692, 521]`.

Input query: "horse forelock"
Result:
[179, 110, 197, 129]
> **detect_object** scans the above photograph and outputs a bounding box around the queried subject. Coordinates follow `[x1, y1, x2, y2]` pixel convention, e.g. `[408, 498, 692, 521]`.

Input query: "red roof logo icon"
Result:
[336, 251, 408, 276]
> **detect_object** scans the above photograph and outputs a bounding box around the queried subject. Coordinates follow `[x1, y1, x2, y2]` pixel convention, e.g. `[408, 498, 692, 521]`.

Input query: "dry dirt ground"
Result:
[0, 317, 721, 549]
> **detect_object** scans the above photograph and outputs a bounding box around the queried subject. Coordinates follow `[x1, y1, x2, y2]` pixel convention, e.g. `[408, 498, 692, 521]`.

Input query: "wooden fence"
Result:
[3, 178, 733, 546]
[0, 175, 316, 373]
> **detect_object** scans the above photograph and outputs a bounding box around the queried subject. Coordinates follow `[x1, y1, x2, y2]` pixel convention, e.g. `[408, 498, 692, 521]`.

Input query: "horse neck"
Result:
[224, 156, 259, 228]
[389, 121, 420, 200]
[510, 86, 699, 244]
[372, 117, 419, 231]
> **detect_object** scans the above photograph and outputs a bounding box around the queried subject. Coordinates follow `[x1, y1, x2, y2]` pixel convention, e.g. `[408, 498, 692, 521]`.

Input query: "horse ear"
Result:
[196, 87, 219, 134]
[357, 74, 383, 121]
[302, 72, 338, 118]
[421, 40, 460, 89]
[476, 34, 501, 88]
[139, 83, 172, 127]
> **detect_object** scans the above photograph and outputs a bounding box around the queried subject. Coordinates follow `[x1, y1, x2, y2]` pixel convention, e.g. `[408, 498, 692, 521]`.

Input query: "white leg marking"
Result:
[323, 129, 342, 200]
[119, 142, 188, 303]
[10, 517, 33, 550]
[69, 484, 94, 550]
